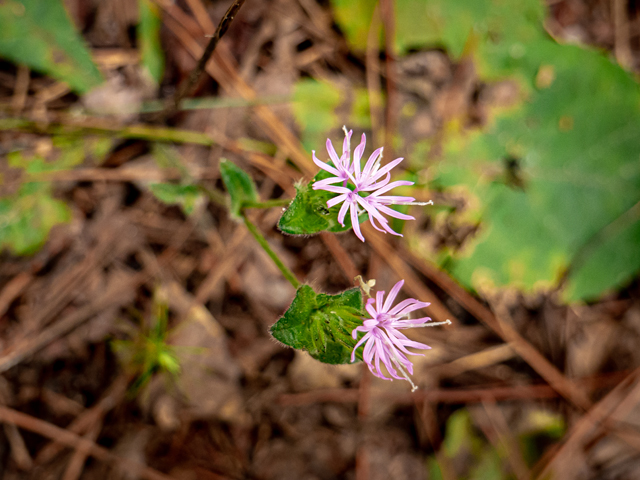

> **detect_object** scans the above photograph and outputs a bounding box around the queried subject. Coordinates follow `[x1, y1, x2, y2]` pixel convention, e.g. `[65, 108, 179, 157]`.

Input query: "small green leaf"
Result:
[138, 0, 164, 84]
[0, 182, 71, 255]
[270, 285, 365, 364]
[0, 0, 103, 93]
[278, 169, 365, 235]
[220, 159, 258, 220]
[148, 183, 202, 215]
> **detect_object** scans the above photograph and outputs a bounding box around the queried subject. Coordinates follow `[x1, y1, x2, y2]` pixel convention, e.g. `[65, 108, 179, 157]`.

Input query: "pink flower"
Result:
[312, 129, 416, 242]
[351, 280, 450, 391]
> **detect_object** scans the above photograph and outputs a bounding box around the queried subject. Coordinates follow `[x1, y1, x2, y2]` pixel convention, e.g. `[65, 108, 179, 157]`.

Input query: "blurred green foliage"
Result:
[1, 136, 112, 255]
[293, 79, 371, 151]
[112, 295, 181, 393]
[427, 407, 565, 479]
[148, 183, 203, 216]
[138, 0, 165, 85]
[292, 0, 640, 302]
[0, 182, 70, 255]
[0, 0, 103, 93]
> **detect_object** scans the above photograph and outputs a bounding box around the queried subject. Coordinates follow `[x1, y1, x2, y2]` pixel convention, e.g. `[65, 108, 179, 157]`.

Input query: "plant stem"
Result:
[196, 185, 227, 207]
[243, 198, 291, 209]
[242, 213, 300, 289]
[0, 118, 216, 146]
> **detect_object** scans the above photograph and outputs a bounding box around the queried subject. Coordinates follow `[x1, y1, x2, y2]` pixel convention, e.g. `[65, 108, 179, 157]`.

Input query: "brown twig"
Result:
[167, 0, 246, 115]
[320, 233, 359, 282]
[156, 0, 316, 176]
[0, 405, 173, 480]
[278, 371, 629, 406]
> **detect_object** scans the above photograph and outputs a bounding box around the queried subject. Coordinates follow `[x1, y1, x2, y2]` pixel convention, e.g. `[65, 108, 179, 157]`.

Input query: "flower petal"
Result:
[313, 151, 340, 176]
[383, 280, 404, 313]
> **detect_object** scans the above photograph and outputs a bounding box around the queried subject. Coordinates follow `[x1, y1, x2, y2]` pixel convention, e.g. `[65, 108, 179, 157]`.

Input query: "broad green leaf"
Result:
[0, 182, 71, 255]
[148, 183, 202, 215]
[138, 0, 164, 84]
[434, 41, 640, 301]
[219, 159, 258, 220]
[0, 0, 103, 93]
[278, 168, 365, 235]
[270, 285, 365, 364]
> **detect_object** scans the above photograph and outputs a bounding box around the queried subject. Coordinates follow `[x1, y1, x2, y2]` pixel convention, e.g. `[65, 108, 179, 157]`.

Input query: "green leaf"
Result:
[148, 183, 202, 215]
[0, 0, 103, 93]
[278, 169, 365, 235]
[436, 41, 640, 301]
[0, 182, 71, 255]
[219, 159, 258, 220]
[138, 0, 164, 84]
[270, 285, 365, 364]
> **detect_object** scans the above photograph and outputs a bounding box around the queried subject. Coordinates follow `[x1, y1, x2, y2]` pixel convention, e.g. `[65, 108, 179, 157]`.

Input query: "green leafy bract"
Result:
[270, 285, 365, 364]
[278, 169, 365, 235]
[220, 159, 258, 220]
[0, 0, 103, 93]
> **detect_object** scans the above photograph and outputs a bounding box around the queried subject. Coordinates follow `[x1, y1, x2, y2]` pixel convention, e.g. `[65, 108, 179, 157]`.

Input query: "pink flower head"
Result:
[312, 129, 416, 242]
[351, 280, 449, 391]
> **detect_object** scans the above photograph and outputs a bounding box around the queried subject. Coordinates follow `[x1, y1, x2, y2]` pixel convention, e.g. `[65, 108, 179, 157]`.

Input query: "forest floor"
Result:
[1, 0, 640, 479]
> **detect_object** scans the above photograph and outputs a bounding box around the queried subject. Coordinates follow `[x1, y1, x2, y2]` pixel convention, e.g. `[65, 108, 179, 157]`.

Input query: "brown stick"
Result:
[0, 405, 174, 480]
[168, 0, 246, 114]
[278, 371, 629, 406]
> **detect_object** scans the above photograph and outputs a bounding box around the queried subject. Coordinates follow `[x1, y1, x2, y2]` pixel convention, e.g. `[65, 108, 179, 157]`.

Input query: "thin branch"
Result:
[167, 0, 246, 115]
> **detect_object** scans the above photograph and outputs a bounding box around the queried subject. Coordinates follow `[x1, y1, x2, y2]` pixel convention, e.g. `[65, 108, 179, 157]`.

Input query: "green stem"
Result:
[243, 198, 291, 209]
[242, 213, 300, 289]
[0, 118, 216, 146]
[196, 185, 227, 207]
